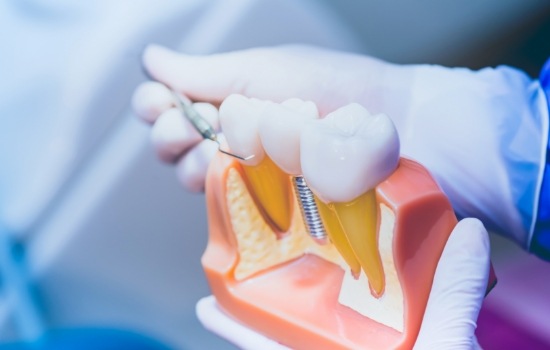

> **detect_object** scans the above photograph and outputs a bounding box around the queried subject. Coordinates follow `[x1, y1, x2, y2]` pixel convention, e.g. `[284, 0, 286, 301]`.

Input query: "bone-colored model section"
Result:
[225, 163, 403, 332]
[219, 95, 293, 232]
[301, 103, 400, 297]
[226, 168, 343, 280]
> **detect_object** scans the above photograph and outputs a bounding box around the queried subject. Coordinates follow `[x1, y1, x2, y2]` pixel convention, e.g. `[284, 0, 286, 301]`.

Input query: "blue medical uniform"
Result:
[533, 58, 550, 260]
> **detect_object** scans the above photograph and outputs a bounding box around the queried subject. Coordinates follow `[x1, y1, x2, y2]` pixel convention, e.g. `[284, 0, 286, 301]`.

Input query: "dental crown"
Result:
[301, 103, 400, 204]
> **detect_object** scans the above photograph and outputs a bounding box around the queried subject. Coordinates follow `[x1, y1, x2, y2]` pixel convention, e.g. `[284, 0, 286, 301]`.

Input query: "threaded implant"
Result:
[293, 176, 328, 244]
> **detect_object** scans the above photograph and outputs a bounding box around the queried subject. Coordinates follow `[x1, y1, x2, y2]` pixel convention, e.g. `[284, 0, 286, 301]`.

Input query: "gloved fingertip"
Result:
[176, 140, 217, 193]
[192, 102, 220, 130]
[415, 218, 490, 349]
[176, 166, 205, 193]
[453, 218, 490, 258]
[151, 108, 200, 163]
[142, 44, 186, 82]
[132, 82, 173, 123]
[143, 44, 168, 64]
[458, 217, 485, 233]
[142, 44, 162, 76]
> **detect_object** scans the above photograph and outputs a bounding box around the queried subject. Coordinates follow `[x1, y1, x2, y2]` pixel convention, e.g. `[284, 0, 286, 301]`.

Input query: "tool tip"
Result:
[217, 147, 255, 162]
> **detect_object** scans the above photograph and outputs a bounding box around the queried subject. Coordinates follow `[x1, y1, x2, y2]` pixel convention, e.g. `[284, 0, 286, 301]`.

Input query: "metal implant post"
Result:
[293, 176, 328, 244]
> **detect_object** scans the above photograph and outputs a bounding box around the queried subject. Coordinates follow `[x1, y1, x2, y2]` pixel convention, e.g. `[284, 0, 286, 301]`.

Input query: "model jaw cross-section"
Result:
[202, 95, 463, 349]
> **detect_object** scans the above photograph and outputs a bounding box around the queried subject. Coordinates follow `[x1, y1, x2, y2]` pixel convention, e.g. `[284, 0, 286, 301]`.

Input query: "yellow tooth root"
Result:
[315, 197, 361, 278]
[332, 190, 385, 297]
[241, 156, 293, 233]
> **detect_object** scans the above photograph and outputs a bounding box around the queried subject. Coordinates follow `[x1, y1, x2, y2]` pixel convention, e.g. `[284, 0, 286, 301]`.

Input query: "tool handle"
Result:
[182, 104, 217, 141]
[170, 90, 217, 142]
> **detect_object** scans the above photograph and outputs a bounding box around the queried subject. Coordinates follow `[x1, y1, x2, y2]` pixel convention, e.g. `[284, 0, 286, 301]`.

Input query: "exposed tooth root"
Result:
[315, 198, 361, 278]
[241, 156, 293, 233]
[331, 190, 385, 297]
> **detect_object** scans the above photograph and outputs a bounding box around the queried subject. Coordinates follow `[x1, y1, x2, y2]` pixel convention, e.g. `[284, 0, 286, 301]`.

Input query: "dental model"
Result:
[219, 95, 294, 233]
[301, 103, 399, 296]
[202, 98, 494, 349]
[258, 99, 328, 243]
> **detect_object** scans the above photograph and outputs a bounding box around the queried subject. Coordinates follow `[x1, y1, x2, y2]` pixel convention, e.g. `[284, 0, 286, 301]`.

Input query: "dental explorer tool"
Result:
[293, 176, 328, 244]
[170, 90, 254, 162]
[169, 85, 325, 243]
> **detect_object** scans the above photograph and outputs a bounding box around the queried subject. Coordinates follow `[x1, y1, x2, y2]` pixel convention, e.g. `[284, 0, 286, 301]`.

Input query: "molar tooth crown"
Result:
[301, 103, 399, 203]
[219, 94, 293, 233]
[301, 103, 400, 297]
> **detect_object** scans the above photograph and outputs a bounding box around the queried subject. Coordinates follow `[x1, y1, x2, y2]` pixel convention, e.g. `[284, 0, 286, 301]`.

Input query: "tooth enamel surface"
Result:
[281, 98, 318, 118]
[219, 94, 267, 166]
[259, 99, 318, 175]
[301, 103, 399, 203]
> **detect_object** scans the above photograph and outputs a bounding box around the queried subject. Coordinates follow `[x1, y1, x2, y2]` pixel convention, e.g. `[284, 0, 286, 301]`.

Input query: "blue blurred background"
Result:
[0, 0, 549, 349]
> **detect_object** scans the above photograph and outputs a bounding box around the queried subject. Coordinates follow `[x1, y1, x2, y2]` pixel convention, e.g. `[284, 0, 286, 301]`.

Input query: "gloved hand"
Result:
[132, 82, 221, 192]
[195, 218, 490, 350]
[132, 44, 548, 251]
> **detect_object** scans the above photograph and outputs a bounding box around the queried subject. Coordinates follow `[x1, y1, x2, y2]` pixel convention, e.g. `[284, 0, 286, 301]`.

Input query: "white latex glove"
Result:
[132, 44, 549, 250]
[132, 82, 221, 192]
[195, 218, 490, 350]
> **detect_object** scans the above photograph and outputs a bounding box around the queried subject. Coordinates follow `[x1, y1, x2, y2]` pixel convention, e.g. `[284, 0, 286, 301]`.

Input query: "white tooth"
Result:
[219, 94, 267, 166]
[301, 103, 400, 203]
[281, 98, 319, 118]
[259, 99, 318, 175]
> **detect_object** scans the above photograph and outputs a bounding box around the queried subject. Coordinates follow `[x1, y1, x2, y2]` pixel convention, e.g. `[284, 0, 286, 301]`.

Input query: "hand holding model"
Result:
[132, 44, 547, 348]
[196, 218, 489, 350]
[133, 44, 548, 254]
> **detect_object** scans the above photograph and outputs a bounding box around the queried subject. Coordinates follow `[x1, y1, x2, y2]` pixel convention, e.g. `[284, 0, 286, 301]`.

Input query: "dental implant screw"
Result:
[293, 176, 328, 244]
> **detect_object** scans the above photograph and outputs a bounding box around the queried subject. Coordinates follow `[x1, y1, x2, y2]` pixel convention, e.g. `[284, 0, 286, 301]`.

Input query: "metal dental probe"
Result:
[169, 86, 325, 243]
[169, 89, 254, 162]
[293, 176, 328, 244]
